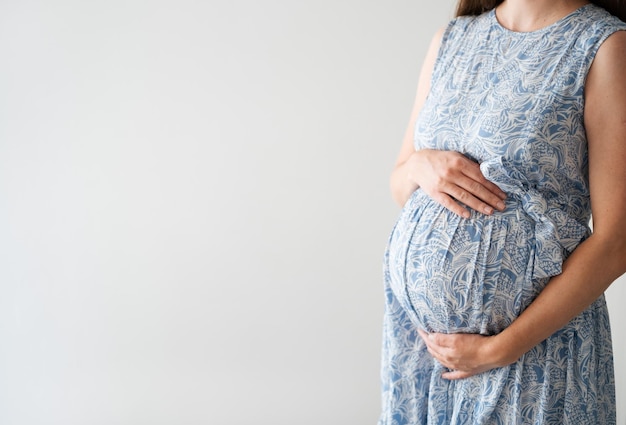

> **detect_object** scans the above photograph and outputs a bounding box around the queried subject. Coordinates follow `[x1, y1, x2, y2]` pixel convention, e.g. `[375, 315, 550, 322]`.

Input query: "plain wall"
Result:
[0, 1, 623, 424]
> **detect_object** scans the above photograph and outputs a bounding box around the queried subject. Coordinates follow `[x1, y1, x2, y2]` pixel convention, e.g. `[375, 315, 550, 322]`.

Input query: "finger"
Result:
[417, 329, 429, 341]
[426, 345, 449, 368]
[418, 330, 448, 363]
[426, 337, 464, 368]
[433, 192, 471, 219]
[421, 334, 458, 369]
[462, 165, 507, 199]
[453, 175, 507, 213]
[457, 160, 507, 200]
[441, 370, 474, 380]
[446, 183, 498, 215]
[418, 330, 438, 353]
[459, 178, 507, 211]
[427, 333, 460, 353]
[483, 179, 507, 200]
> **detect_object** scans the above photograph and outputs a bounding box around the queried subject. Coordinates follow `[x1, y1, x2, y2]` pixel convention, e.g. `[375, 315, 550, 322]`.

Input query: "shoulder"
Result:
[582, 6, 626, 78]
[428, 26, 445, 51]
[442, 12, 490, 42]
[578, 4, 626, 29]
[587, 30, 626, 87]
[584, 29, 626, 143]
[433, 11, 494, 63]
[596, 29, 626, 58]
[575, 5, 626, 48]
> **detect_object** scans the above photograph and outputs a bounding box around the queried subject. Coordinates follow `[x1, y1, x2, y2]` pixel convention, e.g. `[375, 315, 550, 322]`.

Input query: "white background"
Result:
[0, 1, 623, 424]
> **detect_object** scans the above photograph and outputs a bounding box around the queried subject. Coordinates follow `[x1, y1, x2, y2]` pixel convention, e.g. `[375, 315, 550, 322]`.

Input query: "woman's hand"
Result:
[417, 329, 516, 380]
[389, 29, 507, 212]
[407, 150, 507, 218]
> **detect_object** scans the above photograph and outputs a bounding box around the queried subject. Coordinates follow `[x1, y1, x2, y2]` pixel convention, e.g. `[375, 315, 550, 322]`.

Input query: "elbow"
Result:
[390, 180, 415, 208]
[390, 186, 406, 208]
[616, 244, 626, 278]
[389, 173, 407, 208]
[590, 231, 626, 278]
[390, 166, 417, 208]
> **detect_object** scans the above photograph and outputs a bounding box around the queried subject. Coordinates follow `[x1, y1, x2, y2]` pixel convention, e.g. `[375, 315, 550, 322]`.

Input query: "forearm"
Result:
[495, 28, 626, 369]
[493, 232, 626, 365]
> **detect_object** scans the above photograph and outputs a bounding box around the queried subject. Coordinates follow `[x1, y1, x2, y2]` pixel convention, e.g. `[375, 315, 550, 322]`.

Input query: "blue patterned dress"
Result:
[380, 5, 626, 424]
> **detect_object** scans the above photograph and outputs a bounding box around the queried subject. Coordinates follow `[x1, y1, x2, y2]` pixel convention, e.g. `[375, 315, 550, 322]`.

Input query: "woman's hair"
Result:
[455, 0, 626, 22]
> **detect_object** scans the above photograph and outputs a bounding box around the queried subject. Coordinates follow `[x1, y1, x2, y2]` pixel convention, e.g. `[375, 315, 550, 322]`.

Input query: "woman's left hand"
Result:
[417, 329, 514, 380]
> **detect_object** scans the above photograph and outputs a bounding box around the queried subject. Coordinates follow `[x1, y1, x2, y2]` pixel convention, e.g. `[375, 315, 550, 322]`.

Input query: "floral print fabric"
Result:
[380, 5, 626, 424]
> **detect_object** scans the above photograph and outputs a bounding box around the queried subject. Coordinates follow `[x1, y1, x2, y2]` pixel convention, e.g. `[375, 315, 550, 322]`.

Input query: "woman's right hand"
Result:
[390, 28, 506, 216]
[406, 149, 507, 218]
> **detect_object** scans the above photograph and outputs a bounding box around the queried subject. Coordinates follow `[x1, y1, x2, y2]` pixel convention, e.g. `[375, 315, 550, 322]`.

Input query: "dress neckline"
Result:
[490, 3, 593, 36]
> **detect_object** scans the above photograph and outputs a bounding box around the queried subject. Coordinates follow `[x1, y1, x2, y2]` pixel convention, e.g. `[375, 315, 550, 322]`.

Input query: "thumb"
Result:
[441, 370, 472, 380]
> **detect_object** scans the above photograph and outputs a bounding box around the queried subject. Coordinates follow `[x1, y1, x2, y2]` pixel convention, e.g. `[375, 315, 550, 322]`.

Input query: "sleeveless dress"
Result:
[379, 5, 626, 425]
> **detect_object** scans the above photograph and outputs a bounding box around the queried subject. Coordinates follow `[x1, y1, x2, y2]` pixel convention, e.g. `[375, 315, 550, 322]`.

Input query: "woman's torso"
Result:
[387, 5, 626, 333]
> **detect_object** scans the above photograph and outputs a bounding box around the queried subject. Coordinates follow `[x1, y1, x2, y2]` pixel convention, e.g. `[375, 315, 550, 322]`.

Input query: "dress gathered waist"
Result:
[479, 158, 591, 279]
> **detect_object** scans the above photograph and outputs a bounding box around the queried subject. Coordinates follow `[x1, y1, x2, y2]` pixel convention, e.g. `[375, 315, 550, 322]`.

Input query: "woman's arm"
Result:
[391, 29, 506, 215]
[419, 30, 626, 380]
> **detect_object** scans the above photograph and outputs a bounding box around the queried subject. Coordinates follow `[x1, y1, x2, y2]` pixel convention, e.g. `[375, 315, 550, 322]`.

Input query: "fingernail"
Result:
[462, 211, 470, 219]
[484, 206, 493, 214]
[497, 201, 506, 210]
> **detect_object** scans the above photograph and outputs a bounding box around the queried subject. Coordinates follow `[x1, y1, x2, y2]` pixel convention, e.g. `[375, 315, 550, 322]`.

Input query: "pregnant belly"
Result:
[386, 189, 547, 335]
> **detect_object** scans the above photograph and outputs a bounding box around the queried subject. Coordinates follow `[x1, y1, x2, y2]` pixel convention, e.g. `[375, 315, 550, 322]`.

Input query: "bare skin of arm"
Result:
[419, 30, 626, 380]
[391, 29, 507, 216]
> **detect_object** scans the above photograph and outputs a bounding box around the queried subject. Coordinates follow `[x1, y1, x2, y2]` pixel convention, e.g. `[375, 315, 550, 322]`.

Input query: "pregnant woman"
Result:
[380, 0, 626, 423]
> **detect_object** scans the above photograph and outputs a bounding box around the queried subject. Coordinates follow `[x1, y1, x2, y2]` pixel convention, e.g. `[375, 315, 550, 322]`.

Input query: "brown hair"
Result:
[455, 0, 626, 22]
